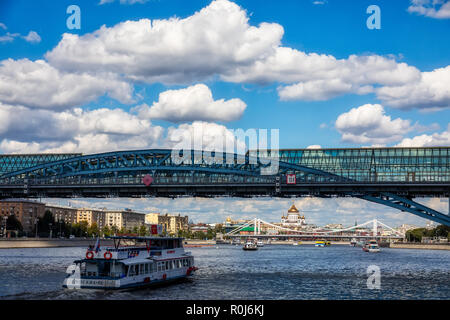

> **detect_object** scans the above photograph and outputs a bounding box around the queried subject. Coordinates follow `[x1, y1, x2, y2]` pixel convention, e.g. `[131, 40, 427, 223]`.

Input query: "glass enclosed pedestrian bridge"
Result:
[275, 147, 450, 183]
[0, 147, 449, 226]
[0, 147, 448, 183]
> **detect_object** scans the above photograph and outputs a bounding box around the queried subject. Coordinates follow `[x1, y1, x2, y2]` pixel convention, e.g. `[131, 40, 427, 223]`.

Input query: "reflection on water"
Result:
[0, 245, 449, 300]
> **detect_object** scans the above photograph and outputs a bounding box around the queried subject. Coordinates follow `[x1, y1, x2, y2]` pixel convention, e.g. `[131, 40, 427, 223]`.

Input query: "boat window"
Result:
[165, 261, 169, 270]
[182, 259, 188, 267]
[145, 263, 149, 274]
[176, 260, 181, 268]
[135, 265, 139, 276]
[139, 264, 144, 274]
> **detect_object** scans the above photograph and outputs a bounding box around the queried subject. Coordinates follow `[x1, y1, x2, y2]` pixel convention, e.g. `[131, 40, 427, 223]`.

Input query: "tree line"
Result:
[405, 225, 450, 242]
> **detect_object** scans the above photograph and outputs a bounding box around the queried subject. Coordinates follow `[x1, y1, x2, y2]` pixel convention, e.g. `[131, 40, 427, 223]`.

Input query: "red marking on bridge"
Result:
[143, 175, 153, 186]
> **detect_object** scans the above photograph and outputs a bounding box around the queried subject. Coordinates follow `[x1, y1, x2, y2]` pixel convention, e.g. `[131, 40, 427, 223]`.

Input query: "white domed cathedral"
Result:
[281, 203, 306, 229]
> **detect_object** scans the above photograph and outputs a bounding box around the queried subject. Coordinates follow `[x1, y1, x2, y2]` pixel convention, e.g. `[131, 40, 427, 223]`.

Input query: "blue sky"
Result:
[0, 0, 449, 226]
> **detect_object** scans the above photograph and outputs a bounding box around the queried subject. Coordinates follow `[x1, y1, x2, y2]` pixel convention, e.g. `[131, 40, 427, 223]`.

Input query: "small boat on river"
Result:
[363, 240, 381, 253]
[243, 239, 258, 251]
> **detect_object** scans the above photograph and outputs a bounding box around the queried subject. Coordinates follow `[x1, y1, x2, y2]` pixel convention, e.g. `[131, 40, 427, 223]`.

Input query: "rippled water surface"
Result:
[0, 245, 449, 299]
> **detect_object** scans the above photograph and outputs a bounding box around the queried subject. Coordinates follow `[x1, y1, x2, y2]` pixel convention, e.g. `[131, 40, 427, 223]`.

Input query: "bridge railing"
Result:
[1, 172, 450, 186]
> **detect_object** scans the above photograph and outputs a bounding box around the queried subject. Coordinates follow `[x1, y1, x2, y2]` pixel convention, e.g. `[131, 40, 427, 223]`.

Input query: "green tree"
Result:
[6, 215, 23, 231]
[111, 225, 119, 236]
[101, 225, 112, 237]
[38, 210, 56, 234]
[138, 225, 148, 236]
[88, 223, 100, 237]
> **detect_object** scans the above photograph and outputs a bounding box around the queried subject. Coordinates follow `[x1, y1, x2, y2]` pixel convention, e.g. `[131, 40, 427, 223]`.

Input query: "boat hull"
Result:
[63, 274, 193, 290]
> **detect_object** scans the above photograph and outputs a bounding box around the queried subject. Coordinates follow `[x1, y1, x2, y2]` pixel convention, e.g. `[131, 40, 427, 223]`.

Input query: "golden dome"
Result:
[226, 217, 232, 222]
[287, 204, 299, 213]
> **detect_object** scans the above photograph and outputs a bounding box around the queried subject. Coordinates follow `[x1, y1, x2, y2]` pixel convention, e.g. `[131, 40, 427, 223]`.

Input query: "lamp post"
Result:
[35, 218, 39, 238]
[49, 223, 52, 239]
[2, 216, 7, 238]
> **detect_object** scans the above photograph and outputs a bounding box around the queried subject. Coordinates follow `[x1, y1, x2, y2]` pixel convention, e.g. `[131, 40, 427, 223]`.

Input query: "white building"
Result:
[281, 204, 306, 229]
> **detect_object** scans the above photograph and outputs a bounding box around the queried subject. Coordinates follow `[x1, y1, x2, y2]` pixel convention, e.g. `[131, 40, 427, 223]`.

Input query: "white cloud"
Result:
[306, 145, 322, 149]
[224, 48, 420, 98]
[408, 0, 450, 19]
[42, 0, 449, 109]
[335, 104, 413, 144]
[376, 66, 450, 110]
[396, 123, 450, 147]
[278, 78, 354, 101]
[0, 102, 246, 154]
[0, 32, 19, 43]
[0, 103, 163, 154]
[46, 0, 283, 84]
[0, 58, 134, 110]
[165, 121, 246, 152]
[22, 31, 41, 43]
[0, 24, 42, 43]
[136, 84, 246, 122]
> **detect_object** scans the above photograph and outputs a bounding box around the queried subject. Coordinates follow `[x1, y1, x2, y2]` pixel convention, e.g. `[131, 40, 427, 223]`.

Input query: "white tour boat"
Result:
[362, 240, 381, 253]
[242, 239, 258, 251]
[63, 236, 197, 290]
[256, 240, 264, 247]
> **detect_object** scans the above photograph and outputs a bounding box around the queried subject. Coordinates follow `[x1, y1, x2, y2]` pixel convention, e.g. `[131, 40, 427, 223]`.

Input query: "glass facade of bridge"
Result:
[0, 148, 449, 184]
[277, 147, 450, 183]
[0, 154, 81, 176]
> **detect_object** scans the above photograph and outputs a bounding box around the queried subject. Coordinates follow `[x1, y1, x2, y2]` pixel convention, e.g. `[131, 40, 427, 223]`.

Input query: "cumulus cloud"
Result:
[335, 104, 413, 144]
[408, 0, 450, 19]
[396, 123, 450, 147]
[0, 102, 163, 154]
[0, 23, 41, 43]
[46, 0, 283, 84]
[22, 31, 41, 43]
[165, 121, 247, 152]
[0, 58, 134, 109]
[136, 84, 246, 122]
[0, 102, 246, 154]
[376, 66, 450, 110]
[41, 0, 449, 109]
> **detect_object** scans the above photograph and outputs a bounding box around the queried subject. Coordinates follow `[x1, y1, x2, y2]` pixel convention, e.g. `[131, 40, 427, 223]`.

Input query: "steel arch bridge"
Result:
[0, 148, 449, 226]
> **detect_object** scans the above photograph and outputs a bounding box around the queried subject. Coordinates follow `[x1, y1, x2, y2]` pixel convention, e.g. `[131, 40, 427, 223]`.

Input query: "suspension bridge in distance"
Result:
[224, 218, 404, 240]
[0, 147, 449, 226]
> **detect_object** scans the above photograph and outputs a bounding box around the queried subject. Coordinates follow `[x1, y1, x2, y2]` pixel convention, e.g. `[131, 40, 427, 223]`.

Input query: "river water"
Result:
[0, 244, 448, 300]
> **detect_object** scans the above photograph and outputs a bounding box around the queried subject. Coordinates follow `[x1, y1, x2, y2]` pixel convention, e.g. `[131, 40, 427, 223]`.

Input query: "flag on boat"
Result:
[94, 237, 101, 253]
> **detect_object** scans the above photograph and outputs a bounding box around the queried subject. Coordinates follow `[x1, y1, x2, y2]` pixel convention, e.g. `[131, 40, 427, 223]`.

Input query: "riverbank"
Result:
[1, 238, 448, 250]
[0, 238, 113, 249]
[390, 242, 450, 250]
